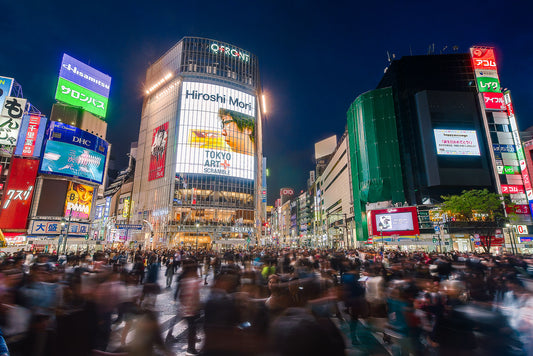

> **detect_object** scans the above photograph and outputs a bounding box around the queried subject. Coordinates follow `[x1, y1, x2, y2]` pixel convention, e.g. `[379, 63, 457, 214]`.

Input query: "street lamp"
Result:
[196, 223, 200, 252]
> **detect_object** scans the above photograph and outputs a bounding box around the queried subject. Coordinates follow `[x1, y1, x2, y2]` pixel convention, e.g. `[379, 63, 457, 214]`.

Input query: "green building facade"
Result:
[346, 87, 405, 241]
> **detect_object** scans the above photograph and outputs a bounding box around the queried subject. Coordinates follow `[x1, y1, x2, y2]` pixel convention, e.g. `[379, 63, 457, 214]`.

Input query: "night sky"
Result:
[3, 1, 532, 204]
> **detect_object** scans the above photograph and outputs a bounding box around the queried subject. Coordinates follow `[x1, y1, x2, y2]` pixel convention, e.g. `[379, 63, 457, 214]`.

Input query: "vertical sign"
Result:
[104, 196, 111, 218]
[148, 122, 168, 181]
[15, 115, 46, 157]
[0, 158, 39, 229]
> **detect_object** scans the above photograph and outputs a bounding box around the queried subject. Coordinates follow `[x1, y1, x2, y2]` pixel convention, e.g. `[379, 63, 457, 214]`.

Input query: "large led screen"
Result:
[434, 129, 481, 156]
[64, 182, 93, 219]
[368, 207, 420, 236]
[176, 82, 256, 180]
[376, 212, 413, 232]
[40, 141, 106, 184]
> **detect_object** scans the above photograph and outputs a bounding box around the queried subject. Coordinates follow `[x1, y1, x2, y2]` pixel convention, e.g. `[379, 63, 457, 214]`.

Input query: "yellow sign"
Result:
[64, 182, 94, 220]
[122, 197, 131, 218]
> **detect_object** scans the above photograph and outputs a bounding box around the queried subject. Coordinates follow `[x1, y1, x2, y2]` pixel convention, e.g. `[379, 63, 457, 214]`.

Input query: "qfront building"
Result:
[131, 37, 264, 248]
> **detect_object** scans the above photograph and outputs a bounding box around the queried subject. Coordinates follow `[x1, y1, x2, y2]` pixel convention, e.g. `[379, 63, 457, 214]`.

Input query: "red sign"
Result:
[21, 115, 41, 157]
[0, 158, 39, 229]
[483, 92, 505, 111]
[148, 122, 168, 181]
[479, 236, 504, 247]
[367, 206, 420, 236]
[280, 188, 294, 196]
[501, 184, 525, 194]
[471, 48, 497, 71]
[506, 204, 530, 215]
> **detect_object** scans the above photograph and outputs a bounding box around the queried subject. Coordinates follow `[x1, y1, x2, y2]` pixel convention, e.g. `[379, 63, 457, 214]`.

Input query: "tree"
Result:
[438, 189, 510, 253]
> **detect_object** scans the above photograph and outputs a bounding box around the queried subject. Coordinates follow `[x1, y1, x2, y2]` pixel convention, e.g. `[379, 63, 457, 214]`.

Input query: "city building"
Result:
[131, 37, 265, 248]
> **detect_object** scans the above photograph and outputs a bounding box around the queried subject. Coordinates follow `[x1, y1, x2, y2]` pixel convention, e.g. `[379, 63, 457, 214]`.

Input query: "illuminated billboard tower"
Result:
[132, 37, 264, 248]
[470, 47, 533, 221]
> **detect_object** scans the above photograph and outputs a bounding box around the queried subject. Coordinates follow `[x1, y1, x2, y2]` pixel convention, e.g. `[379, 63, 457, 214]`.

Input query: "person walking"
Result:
[165, 257, 176, 288]
[178, 259, 202, 355]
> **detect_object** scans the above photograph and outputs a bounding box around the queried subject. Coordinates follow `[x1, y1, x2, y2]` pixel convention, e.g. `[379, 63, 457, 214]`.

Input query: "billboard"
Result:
[55, 77, 108, 118]
[148, 122, 168, 181]
[39, 122, 108, 184]
[1, 97, 26, 119]
[0, 77, 14, 109]
[0, 157, 39, 229]
[14, 115, 47, 157]
[0, 116, 22, 146]
[434, 129, 480, 156]
[64, 182, 94, 220]
[176, 82, 256, 180]
[59, 54, 111, 98]
[470, 48, 497, 71]
[483, 92, 505, 111]
[368, 206, 420, 236]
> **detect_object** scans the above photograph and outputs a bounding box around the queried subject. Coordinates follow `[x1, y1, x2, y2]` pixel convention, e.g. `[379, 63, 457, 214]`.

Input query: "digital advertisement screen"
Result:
[434, 129, 481, 156]
[59, 53, 111, 98]
[368, 207, 420, 236]
[148, 122, 168, 181]
[55, 77, 109, 118]
[176, 81, 256, 180]
[0, 157, 39, 229]
[40, 140, 106, 184]
[64, 182, 94, 220]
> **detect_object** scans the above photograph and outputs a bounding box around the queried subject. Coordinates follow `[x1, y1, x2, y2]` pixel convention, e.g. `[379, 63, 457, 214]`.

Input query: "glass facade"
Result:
[132, 37, 262, 247]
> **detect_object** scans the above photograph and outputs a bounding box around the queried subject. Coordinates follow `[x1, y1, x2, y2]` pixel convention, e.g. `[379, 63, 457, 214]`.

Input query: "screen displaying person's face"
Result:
[75, 183, 92, 204]
[221, 114, 254, 155]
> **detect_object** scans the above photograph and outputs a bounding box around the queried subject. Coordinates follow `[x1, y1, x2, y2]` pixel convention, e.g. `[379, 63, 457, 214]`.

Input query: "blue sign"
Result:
[14, 115, 47, 157]
[46, 122, 108, 155]
[104, 196, 111, 218]
[115, 224, 142, 230]
[493, 144, 516, 153]
[59, 54, 111, 98]
[40, 140, 106, 184]
[434, 225, 440, 233]
[0, 76, 14, 110]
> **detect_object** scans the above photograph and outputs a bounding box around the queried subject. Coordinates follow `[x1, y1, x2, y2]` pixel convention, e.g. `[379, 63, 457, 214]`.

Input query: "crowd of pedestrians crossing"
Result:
[0, 246, 531, 355]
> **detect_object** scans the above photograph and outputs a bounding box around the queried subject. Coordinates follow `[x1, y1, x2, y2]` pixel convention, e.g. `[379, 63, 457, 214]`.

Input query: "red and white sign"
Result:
[367, 206, 420, 236]
[506, 204, 530, 215]
[482, 92, 505, 111]
[501, 184, 525, 194]
[470, 48, 498, 71]
[516, 225, 528, 235]
[21, 115, 41, 157]
[148, 122, 168, 181]
[280, 188, 294, 196]
[0, 157, 39, 229]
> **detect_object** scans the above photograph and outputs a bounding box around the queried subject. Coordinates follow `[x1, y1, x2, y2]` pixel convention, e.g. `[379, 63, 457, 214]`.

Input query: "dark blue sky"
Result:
[2, 1, 532, 204]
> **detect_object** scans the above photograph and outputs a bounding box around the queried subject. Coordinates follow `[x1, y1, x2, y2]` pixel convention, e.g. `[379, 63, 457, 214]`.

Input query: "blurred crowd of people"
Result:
[0, 246, 531, 355]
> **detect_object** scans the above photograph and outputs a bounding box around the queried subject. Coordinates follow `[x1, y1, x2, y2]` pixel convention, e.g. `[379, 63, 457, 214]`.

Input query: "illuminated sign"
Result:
[40, 141, 106, 184]
[492, 144, 515, 153]
[501, 185, 525, 194]
[1, 97, 26, 119]
[476, 76, 501, 93]
[483, 92, 505, 111]
[470, 48, 498, 71]
[497, 165, 520, 175]
[516, 225, 528, 234]
[280, 188, 294, 196]
[59, 53, 111, 98]
[0, 76, 14, 109]
[104, 196, 111, 218]
[434, 129, 480, 156]
[0, 158, 39, 229]
[15, 115, 47, 157]
[368, 206, 420, 236]
[0, 116, 22, 146]
[64, 182, 94, 220]
[28, 220, 90, 236]
[55, 77, 108, 118]
[210, 43, 250, 62]
[176, 82, 256, 180]
[148, 122, 168, 181]
[122, 197, 131, 218]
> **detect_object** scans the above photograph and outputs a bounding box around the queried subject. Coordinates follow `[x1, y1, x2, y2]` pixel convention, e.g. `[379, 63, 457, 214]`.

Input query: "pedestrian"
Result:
[177, 259, 202, 355]
[165, 257, 175, 288]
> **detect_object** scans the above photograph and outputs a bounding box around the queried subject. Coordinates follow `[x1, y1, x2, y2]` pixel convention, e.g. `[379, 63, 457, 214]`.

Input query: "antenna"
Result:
[386, 51, 391, 63]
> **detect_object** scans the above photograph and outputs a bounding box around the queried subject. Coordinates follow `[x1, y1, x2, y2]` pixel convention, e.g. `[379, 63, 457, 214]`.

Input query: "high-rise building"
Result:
[131, 37, 264, 248]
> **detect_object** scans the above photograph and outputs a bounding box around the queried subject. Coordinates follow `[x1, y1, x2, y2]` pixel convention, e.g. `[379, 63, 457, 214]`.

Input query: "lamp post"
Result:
[195, 223, 200, 252]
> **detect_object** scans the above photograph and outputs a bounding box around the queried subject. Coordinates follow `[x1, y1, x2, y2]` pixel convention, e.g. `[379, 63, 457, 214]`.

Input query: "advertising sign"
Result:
[55, 77, 108, 118]
[368, 206, 420, 236]
[434, 129, 480, 156]
[28, 220, 90, 236]
[497, 165, 520, 175]
[1, 97, 26, 119]
[176, 82, 256, 180]
[64, 182, 94, 220]
[493, 144, 515, 153]
[0, 158, 39, 229]
[0, 77, 14, 110]
[483, 92, 505, 111]
[501, 185, 525, 194]
[148, 122, 168, 181]
[59, 54, 111, 98]
[46, 122, 108, 153]
[104, 196, 111, 218]
[506, 204, 530, 215]
[122, 197, 130, 218]
[14, 115, 47, 157]
[476, 76, 501, 93]
[40, 140, 106, 184]
[516, 225, 528, 235]
[0, 116, 22, 146]
[470, 48, 498, 71]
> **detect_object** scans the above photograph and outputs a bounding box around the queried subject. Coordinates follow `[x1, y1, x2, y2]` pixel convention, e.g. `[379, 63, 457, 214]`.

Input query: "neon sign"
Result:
[210, 43, 250, 62]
